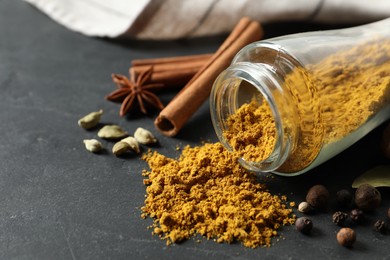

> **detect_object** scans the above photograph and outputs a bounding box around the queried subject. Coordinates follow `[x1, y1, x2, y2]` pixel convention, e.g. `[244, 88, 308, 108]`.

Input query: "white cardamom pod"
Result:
[83, 139, 103, 153]
[112, 141, 131, 156]
[78, 109, 103, 129]
[121, 136, 141, 154]
[97, 125, 128, 140]
[134, 127, 158, 145]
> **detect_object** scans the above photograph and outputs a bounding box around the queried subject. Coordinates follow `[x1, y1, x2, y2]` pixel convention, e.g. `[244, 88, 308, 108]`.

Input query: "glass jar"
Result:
[210, 18, 390, 176]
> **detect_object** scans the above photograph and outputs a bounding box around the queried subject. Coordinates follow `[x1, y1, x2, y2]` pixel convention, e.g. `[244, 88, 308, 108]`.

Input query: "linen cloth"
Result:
[24, 0, 390, 39]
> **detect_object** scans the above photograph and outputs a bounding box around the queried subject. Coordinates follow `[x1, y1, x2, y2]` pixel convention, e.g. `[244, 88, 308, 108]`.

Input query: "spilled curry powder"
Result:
[223, 39, 390, 172]
[141, 142, 295, 248]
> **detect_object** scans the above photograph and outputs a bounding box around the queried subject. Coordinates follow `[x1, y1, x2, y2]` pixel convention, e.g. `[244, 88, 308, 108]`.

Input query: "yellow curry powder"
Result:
[223, 97, 276, 162]
[224, 39, 390, 171]
[308, 39, 390, 141]
[141, 142, 295, 248]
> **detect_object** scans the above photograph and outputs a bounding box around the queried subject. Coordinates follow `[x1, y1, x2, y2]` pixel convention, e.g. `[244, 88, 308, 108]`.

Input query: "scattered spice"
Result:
[354, 183, 381, 211]
[373, 220, 387, 234]
[121, 136, 141, 154]
[336, 189, 353, 208]
[349, 209, 364, 224]
[113, 136, 141, 156]
[141, 142, 295, 248]
[134, 127, 158, 145]
[83, 139, 103, 153]
[78, 109, 103, 130]
[337, 228, 356, 247]
[97, 125, 128, 140]
[306, 185, 330, 211]
[332, 211, 349, 227]
[106, 67, 165, 116]
[295, 217, 313, 234]
[112, 141, 132, 156]
[298, 201, 312, 214]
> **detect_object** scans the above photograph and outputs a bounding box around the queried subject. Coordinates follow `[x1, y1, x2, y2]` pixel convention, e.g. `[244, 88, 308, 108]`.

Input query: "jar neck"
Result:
[210, 62, 300, 173]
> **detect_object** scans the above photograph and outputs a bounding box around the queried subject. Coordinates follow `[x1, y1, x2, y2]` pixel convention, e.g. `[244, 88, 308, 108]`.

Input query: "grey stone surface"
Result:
[1, 1, 389, 259]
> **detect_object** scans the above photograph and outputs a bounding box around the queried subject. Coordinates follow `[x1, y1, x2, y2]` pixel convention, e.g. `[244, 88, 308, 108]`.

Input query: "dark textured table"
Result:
[1, 1, 389, 259]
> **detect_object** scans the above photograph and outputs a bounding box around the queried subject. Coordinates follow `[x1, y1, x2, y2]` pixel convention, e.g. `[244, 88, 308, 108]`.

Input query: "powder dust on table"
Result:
[141, 142, 296, 248]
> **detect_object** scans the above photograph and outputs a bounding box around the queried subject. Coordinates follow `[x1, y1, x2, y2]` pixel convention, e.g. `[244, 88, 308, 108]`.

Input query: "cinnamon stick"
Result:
[131, 53, 212, 87]
[154, 17, 263, 137]
[131, 53, 212, 67]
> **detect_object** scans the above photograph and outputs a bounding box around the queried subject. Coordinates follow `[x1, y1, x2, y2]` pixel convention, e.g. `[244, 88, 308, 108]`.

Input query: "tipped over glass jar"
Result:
[210, 18, 390, 176]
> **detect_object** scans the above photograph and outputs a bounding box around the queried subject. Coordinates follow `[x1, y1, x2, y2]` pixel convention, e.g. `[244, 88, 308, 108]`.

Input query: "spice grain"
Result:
[374, 220, 387, 233]
[355, 184, 381, 211]
[97, 125, 128, 140]
[83, 139, 103, 153]
[106, 68, 165, 116]
[337, 228, 356, 247]
[306, 185, 330, 210]
[121, 136, 141, 154]
[350, 209, 364, 224]
[112, 141, 131, 156]
[134, 127, 158, 145]
[78, 109, 103, 130]
[332, 211, 349, 227]
[295, 217, 313, 234]
[298, 201, 312, 214]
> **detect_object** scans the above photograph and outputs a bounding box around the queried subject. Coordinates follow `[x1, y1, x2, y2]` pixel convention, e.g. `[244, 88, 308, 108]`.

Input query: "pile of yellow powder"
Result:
[141, 142, 295, 248]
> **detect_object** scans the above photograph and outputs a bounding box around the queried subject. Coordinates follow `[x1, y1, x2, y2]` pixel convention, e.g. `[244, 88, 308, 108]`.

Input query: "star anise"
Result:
[106, 67, 165, 116]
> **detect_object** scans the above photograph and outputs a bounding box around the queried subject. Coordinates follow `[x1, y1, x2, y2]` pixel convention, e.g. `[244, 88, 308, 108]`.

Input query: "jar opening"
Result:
[210, 63, 292, 172]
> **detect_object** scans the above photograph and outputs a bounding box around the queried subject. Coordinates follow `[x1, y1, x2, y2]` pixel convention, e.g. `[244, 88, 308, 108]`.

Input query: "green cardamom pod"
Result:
[83, 139, 103, 153]
[112, 141, 131, 156]
[134, 127, 157, 145]
[78, 109, 103, 129]
[97, 125, 128, 140]
[121, 136, 141, 154]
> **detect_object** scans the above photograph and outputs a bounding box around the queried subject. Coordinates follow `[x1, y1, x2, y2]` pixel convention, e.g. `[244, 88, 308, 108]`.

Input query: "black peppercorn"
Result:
[336, 189, 353, 207]
[337, 228, 356, 247]
[350, 209, 364, 223]
[374, 220, 387, 234]
[354, 184, 381, 211]
[332, 211, 349, 226]
[306, 185, 330, 210]
[295, 217, 313, 234]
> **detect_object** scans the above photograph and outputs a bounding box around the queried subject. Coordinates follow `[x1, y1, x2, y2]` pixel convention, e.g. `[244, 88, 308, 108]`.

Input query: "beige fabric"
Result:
[24, 0, 390, 39]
